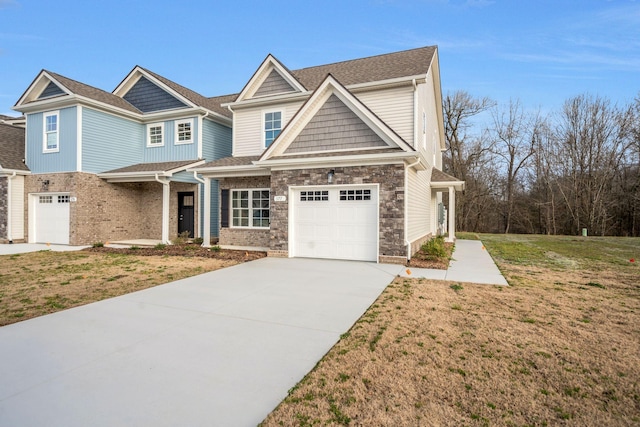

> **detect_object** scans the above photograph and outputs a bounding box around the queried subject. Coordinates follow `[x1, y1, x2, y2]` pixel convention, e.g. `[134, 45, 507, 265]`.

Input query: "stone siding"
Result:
[24, 172, 196, 245]
[270, 164, 406, 259]
[0, 177, 7, 240]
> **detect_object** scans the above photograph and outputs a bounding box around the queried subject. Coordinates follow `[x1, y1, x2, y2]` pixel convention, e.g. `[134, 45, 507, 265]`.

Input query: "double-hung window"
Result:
[147, 123, 164, 147]
[231, 189, 270, 228]
[264, 111, 282, 147]
[175, 119, 193, 144]
[43, 111, 59, 153]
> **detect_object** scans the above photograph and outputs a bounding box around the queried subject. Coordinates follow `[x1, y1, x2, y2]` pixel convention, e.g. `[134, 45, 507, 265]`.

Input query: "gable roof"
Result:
[259, 74, 414, 162]
[235, 54, 306, 102]
[15, 70, 141, 114]
[0, 123, 29, 172]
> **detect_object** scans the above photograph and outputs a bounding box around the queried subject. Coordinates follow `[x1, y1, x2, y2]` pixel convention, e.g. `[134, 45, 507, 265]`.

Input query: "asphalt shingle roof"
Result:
[101, 160, 202, 174]
[290, 46, 437, 91]
[431, 168, 462, 182]
[139, 67, 235, 119]
[0, 123, 28, 171]
[44, 71, 142, 114]
[197, 156, 260, 168]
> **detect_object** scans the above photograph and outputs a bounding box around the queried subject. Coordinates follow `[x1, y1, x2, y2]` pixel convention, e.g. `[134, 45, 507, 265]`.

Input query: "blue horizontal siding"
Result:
[25, 107, 77, 173]
[199, 180, 220, 238]
[82, 108, 143, 173]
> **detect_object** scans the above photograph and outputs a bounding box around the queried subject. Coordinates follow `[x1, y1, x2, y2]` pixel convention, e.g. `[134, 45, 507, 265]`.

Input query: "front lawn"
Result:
[262, 234, 640, 426]
[0, 248, 264, 326]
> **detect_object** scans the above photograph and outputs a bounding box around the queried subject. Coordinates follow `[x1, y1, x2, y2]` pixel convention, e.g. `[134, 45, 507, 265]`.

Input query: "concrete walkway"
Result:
[0, 258, 395, 427]
[380, 239, 509, 286]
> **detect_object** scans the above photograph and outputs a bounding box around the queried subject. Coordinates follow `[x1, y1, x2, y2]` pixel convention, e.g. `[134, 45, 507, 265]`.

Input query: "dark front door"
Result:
[178, 192, 195, 238]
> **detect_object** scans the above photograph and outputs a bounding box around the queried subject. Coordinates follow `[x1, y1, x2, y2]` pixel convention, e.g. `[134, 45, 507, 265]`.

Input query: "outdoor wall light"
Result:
[328, 169, 335, 184]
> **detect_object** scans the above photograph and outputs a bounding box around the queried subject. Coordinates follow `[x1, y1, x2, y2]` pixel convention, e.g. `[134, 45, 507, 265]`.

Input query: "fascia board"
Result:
[0, 169, 31, 176]
[430, 180, 465, 190]
[347, 74, 427, 92]
[255, 151, 418, 169]
[165, 160, 205, 175]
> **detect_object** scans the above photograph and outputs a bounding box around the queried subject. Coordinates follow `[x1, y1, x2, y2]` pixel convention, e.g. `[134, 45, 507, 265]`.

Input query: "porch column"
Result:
[447, 186, 456, 242]
[162, 180, 170, 244]
[203, 177, 211, 247]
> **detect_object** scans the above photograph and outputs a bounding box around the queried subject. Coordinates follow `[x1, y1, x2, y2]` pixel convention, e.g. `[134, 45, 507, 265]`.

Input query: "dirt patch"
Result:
[85, 244, 266, 261]
[0, 248, 265, 326]
[261, 239, 640, 426]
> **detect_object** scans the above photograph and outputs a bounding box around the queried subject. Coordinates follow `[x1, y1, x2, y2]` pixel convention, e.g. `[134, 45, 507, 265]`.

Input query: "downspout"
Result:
[198, 110, 209, 160]
[154, 173, 170, 244]
[404, 157, 421, 261]
[6, 171, 16, 243]
[412, 79, 418, 149]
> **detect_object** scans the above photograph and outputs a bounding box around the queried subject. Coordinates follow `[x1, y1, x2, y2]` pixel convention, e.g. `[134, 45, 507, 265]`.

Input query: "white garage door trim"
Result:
[29, 192, 71, 245]
[289, 184, 379, 262]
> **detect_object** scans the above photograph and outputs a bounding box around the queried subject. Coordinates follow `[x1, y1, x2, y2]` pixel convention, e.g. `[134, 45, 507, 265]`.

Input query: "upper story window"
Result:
[175, 119, 193, 144]
[147, 123, 164, 147]
[43, 111, 59, 153]
[264, 111, 282, 147]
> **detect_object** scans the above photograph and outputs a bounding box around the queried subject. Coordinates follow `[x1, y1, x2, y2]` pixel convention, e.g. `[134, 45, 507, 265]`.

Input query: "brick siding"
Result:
[24, 172, 196, 245]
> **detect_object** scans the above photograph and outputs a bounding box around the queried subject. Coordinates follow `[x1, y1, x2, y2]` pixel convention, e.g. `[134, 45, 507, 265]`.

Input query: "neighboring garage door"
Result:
[33, 193, 70, 244]
[292, 186, 378, 262]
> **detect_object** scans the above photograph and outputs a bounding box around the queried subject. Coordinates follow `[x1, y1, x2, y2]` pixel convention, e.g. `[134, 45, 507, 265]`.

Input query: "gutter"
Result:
[404, 157, 421, 261]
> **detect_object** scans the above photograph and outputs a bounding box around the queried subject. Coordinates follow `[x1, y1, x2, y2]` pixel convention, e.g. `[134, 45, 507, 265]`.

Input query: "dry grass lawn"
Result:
[0, 250, 246, 326]
[262, 234, 640, 426]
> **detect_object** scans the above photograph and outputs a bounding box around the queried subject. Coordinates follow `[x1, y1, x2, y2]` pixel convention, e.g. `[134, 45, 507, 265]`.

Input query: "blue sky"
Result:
[1, 0, 639, 123]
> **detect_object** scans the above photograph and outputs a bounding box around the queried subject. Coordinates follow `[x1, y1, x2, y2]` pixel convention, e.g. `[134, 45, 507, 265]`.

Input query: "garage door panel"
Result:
[33, 193, 70, 245]
[293, 186, 378, 262]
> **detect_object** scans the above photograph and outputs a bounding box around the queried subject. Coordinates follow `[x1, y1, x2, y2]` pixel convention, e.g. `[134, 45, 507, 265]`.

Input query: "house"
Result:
[12, 68, 233, 245]
[0, 117, 29, 243]
[192, 46, 464, 264]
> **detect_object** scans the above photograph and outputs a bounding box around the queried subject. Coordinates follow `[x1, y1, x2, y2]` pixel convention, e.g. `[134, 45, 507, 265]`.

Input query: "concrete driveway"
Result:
[0, 257, 395, 427]
[0, 243, 89, 255]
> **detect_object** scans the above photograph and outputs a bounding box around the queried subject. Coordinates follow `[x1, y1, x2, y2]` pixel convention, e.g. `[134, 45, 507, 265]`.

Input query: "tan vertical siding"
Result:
[10, 175, 25, 240]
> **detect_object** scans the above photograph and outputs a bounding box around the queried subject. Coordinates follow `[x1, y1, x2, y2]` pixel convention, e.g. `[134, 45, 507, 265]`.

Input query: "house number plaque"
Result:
[274, 195, 286, 202]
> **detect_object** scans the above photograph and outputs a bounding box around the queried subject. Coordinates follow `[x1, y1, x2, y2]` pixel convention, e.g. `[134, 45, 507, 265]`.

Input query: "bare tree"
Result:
[442, 91, 495, 231]
[490, 99, 538, 233]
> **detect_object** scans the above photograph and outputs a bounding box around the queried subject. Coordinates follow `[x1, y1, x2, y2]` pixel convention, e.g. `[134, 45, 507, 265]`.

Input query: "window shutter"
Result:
[220, 189, 229, 228]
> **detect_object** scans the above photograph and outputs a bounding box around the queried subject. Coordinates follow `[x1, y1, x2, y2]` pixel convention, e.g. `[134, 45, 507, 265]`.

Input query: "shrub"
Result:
[193, 237, 204, 245]
[210, 245, 221, 252]
[154, 243, 166, 250]
[422, 236, 447, 258]
[171, 231, 191, 245]
[92, 242, 104, 248]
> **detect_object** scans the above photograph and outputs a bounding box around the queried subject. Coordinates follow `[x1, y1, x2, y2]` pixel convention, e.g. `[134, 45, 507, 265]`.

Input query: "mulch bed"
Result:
[406, 241, 454, 270]
[85, 245, 267, 262]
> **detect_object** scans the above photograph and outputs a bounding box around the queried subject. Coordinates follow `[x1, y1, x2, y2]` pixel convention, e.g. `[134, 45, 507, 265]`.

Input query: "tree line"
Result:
[442, 91, 640, 236]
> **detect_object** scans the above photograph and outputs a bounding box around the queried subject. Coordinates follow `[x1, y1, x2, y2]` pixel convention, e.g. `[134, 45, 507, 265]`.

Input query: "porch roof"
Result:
[190, 156, 269, 178]
[430, 168, 465, 190]
[97, 159, 205, 183]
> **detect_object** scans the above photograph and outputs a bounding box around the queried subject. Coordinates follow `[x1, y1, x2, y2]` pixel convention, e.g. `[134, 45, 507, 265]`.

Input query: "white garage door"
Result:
[292, 186, 378, 262]
[33, 193, 70, 244]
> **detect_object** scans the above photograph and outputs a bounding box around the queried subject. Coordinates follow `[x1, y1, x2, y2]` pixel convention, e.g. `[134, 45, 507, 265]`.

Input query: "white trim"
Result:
[76, 105, 83, 171]
[174, 118, 194, 145]
[230, 188, 270, 229]
[197, 114, 204, 159]
[42, 110, 60, 153]
[259, 75, 414, 161]
[146, 122, 165, 147]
